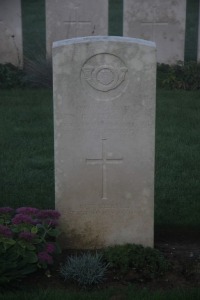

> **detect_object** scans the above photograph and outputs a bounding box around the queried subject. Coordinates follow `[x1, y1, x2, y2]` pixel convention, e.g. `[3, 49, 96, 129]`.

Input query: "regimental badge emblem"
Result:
[82, 65, 127, 92]
[81, 53, 128, 100]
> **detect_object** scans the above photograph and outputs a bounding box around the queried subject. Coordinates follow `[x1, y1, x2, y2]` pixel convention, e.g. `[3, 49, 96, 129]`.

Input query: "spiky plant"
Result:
[23, 54, 52, 88]
[60, 252, 109, 287]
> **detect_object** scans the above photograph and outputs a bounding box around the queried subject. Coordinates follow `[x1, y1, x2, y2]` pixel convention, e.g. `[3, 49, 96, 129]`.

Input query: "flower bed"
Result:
[0, 206, 61, 285]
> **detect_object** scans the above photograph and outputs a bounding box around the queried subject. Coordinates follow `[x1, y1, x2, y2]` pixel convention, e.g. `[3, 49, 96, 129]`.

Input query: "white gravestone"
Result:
[46, 0, 108, 57]
[0, 0, 23, 67]
[53, 36, 156, 249]
[124, 0, 186, 64]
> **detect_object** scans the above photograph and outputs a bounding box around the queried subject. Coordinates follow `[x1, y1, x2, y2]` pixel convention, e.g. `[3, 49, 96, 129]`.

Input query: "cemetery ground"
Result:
[1, 1, 200, 299]
[0, 88, 200, 299]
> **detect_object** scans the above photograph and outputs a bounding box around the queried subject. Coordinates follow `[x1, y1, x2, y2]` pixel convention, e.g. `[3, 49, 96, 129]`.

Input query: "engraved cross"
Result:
[141, 6, 168, 41]
[86, 139, 123, 200]
[63, 3, 91, 37]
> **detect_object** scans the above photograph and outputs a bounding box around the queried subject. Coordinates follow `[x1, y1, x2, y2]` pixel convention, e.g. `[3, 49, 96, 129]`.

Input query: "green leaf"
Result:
[47, 228, 60, 237]
[31, 226, 38, 234]
[20, 264, 37, 275]
[24, 251, 38, 263]
[4, 238, 16, 245]
[17, 240, 27, 249]
[26, 244, 36, 251]
[33, 238, 42, 244]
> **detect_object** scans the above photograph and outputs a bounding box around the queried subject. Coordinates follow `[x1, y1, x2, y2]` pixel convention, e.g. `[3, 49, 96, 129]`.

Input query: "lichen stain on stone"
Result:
[59, 222, 105, 249]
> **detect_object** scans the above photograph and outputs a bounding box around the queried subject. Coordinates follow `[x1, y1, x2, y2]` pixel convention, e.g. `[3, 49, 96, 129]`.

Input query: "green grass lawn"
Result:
[21, 0, 46, 60]
[185, 0, 199, 61]
[155, 89, 200, 227]
[1, 287, 200, 300]
[0, 89, 54, 209]
[109, 0, 123, 36]
[0, 88, 200, 229]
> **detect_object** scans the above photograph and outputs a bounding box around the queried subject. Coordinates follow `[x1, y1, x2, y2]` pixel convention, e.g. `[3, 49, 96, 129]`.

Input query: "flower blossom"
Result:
[38, 251, 53, 264]
[0, 225, 13, 238]
[12, 214, 34, 225]
[45, 242, 56, 254]
[36, 210, 60, 220]
[0, 207, 14, 214]
[16, 207, 39, 215]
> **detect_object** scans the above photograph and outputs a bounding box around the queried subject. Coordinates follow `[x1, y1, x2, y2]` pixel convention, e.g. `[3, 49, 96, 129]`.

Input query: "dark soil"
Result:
[23, 229, 200, 292]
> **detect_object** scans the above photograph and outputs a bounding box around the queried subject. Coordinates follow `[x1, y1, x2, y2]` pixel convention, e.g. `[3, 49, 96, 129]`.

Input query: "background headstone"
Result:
[0, 0, 23, 67]
[123, 0, 186, 64]
[53, 36, 156, 249]
[46, 0, 108, 57]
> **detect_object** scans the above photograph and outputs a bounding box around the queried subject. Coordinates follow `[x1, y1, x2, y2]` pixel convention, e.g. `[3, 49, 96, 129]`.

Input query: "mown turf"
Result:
[109, 0, 123, 36]
[185, 0, 199, 61]
[0, 89, 54, 209]
[21, 0, 46, 60]
[155, 89, 200, 227]
[0, 287, 200, 300]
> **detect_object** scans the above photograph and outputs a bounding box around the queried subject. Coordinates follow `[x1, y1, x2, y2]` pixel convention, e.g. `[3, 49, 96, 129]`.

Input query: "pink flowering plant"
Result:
[0, 207, 61, 285]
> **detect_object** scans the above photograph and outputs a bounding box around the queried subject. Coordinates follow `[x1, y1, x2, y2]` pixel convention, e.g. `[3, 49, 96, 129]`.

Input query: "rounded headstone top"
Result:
[53, 36, 156, 49]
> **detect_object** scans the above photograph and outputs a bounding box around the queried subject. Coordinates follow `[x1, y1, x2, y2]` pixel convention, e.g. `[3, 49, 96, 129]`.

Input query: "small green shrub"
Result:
[0, 207, 61, 286]
[0, 63, 25, 88]
[0, 57, 52, 89]
[159, 61, 200, 90]
[157, 63, 171, 88]
[60, 252, 109, 287]
[104, 243, 170, 279]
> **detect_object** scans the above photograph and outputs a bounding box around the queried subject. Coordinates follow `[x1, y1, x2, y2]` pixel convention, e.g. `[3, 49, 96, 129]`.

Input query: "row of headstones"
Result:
[1, 0, 200, 67]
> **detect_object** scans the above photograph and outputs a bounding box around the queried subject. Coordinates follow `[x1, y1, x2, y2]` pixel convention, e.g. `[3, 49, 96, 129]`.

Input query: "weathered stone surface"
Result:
[53, 36, 156, 249]
[0, 0, 23, 67]
[124, 0, 186, 64]
[46, 0, 108, 56]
